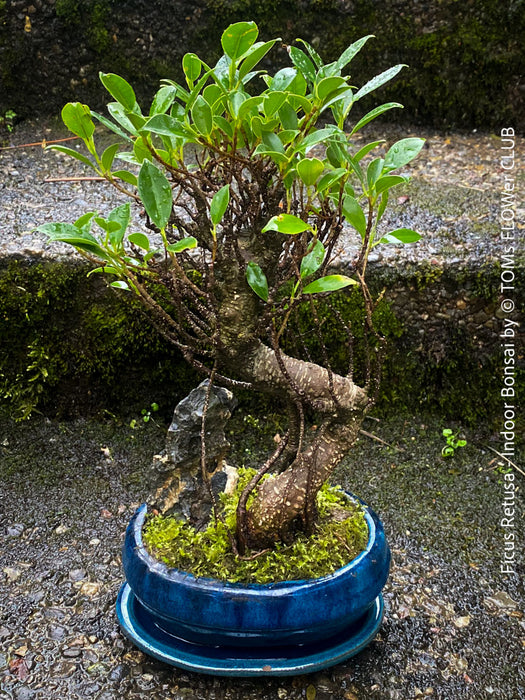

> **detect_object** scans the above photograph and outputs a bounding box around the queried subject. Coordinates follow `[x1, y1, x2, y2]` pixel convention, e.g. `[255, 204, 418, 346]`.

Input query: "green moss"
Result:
[0, 260, 197, 419]
[143, 472, 369, 584]
[55, 0, 114, 52]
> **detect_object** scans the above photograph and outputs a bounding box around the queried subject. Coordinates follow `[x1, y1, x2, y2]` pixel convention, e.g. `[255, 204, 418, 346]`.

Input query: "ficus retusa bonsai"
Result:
[38, 21, 424, 555]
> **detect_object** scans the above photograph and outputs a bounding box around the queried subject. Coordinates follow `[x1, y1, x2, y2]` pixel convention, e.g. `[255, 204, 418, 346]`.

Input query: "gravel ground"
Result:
[0, 413, 523, 700]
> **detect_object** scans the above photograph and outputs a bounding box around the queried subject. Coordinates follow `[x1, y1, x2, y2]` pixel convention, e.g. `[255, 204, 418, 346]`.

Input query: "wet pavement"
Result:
[0, 413, 523, 699]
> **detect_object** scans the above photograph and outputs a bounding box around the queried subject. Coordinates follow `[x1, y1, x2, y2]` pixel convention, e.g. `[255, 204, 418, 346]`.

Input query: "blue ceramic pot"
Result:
[119, 495, 390, 652]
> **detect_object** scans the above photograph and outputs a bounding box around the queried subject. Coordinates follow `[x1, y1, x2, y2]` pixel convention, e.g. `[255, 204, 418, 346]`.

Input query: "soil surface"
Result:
[0, 412, 523, 700]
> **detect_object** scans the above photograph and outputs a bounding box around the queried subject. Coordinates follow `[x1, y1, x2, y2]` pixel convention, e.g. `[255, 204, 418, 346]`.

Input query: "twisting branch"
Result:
[235, 431, 290, 555]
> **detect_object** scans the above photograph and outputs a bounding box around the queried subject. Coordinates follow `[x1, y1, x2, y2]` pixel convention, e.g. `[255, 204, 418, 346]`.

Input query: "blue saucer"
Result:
[116, 583, 384, 677]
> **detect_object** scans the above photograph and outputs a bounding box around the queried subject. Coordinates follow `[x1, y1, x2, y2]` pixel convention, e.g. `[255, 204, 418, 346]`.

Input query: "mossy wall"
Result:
[1, 259, 522, 426]
[0, 260, 198, 419]
[0, 1, 522, 130]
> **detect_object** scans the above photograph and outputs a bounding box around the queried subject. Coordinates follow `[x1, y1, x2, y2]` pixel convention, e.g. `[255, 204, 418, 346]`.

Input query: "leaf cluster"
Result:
[36, 21, 424, 332]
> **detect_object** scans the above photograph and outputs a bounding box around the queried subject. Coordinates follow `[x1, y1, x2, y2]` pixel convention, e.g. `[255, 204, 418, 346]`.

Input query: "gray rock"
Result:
[147, 380, 238, 527]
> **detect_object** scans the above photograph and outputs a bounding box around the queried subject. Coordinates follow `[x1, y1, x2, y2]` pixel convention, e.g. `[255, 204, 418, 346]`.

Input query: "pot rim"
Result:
[131, 491, 378, 591]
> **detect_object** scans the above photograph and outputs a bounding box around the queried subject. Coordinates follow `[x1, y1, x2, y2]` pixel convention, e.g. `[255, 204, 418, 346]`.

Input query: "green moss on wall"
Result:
[0, 260, 197, 419]
[0, 0, 522, 128]
[1, 259, 520, 427]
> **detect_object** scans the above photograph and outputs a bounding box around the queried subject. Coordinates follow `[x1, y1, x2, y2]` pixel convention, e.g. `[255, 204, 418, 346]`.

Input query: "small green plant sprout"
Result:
[130, 401, 159, 428]
[441, 428, 467, 457]
[0, 109, 17, 133]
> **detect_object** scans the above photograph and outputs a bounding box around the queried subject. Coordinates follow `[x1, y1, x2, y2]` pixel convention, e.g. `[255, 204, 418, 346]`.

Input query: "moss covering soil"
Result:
[143, 471, 369, 584]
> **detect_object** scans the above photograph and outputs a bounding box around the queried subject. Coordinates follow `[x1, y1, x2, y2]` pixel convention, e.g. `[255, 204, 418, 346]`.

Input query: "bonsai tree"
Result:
[38, 22, 424, 555]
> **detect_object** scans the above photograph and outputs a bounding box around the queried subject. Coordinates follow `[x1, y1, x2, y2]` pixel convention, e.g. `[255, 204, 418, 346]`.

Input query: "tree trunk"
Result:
[242, 416, 363, 549]
[222, 339, 371, 552]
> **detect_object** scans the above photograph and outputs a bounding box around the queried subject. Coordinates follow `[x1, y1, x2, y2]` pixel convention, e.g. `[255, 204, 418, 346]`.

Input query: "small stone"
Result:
[48, 625, 66, 641]
[62, 647, 82, 658]
[8, 523, 25, 537]
[484, 591, 518, 611]
[89, 538, 100, 546]
[3, 567, 22, 582]
[453, 615, 471, 628]
[51, 661, 76, 678]
[14, 644, 29, 657]
[80, 581, 101, 596]
[54, 524, 68, 535]
[69, 568, 86, 582]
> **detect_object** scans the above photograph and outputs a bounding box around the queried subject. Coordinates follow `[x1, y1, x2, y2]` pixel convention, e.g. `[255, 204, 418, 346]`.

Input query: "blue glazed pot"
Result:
[120, 495, 390, 652]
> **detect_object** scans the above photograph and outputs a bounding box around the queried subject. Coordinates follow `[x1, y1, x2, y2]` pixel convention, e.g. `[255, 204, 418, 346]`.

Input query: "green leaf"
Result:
[349, 102, 403, 136]
[191, 95, 213, 136]
[36, 222, 110, 260]
[246, 261, 268, 301]
[295, 38, 323, 69]
[91, 110, 132, 142]
[270, 67, 298, 92]
[142, 114, 189, 138]
[374, 174, 408, 194]
[264, 91, 287, 118]
[289, 46, 316, 84]
[138, 161, 173, 229]
[108, 202, 131, 247]
[317, 168, 346, 193]
[149, 85, 177, 116]
[61, 103, 95, 141]
[262, 213, 312, 235]
[47, 145, 93, 169]
[182, 53, 202, 84]
[166, 237, 198, 253]
[353, 140, 384, 163]
[128, 232, 150, 251]
[278, 101, 299, 130]
[95, 217, 121, 234]
[107, 102, 139, 136]
[297, 127, 337, 152]
[300, 239, 325, 278]
[111, 280, 130, 291]
[112, 169, 138, 186]
[261, 130, 285, 154]
[38, 222, 84, 239]
[210, 185, 230, 226]
[238, 39, 279, 79]
[99, 72, 136, 112]
[315, 76, 347, 102]
[221, 21, 258, 60]
[75, 212, 96, 232]
[379, 228, 421, 245]
[101, 143, 120, 172]
[366, 158, 384, 189]
[383, 138, 425, 171]
[203, 85, 224, 113]
[354, 64, 406, 101]
[133, 136, 152, 164]
[302, 274, 357, 294]
[297, 157, 324, 186]
[342, 196, 367, 237]
[335, 35, 374, 72]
